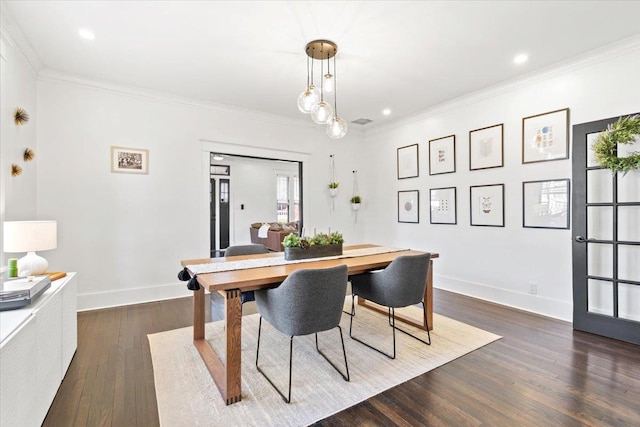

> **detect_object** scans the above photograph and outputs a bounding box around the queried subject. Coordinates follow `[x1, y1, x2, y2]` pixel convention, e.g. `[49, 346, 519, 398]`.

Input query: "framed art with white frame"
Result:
[397, 144, 419, 179]
[522, 108, 569, 164]
[470, 183, 504, 227]
[469, 123, 504, 170]
[430, 187, 457, 224]
[523, 179, 570, 229]
[398, 190, 419, 223]
[429, 135, 456, 175]
[111, 146, 149, 174]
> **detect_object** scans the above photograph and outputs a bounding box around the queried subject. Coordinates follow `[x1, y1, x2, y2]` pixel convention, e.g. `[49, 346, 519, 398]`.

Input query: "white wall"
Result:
[36, 75, 366, 310]
[0, 27, 39, 266]
[361, 42, 640, 321]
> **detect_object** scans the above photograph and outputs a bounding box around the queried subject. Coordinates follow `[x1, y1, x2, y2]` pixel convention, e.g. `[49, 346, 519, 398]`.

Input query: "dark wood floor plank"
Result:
[43, 290, 640, 427]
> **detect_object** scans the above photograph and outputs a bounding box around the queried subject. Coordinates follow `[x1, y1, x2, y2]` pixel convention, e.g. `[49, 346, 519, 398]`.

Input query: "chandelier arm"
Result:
[333, 55, 338, 117]
[320, 44, 324, 101]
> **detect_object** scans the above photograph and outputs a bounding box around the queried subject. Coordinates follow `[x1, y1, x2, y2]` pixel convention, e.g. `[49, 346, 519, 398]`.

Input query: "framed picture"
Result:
[111, 146, 149, 174]
[397, 144, 419, 179]
[469, 124, 504, 170]
[522, 108, 569, 164]
[210, 164, 230, 176]
[398, 190, 419, 223]
[470, 184, 504, 227]
[430, 187, 457, 224]
[429, 135, 456, 175]
[523, 179, 570, 229]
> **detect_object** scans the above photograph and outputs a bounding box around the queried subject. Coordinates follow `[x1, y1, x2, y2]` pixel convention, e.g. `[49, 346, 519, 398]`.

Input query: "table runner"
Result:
[187, 246, 408, 274]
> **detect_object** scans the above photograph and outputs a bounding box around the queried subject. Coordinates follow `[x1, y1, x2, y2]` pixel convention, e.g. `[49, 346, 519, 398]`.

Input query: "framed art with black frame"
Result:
[430, 187, 457, 224]
[397, 144, 419, 179]
[470, 183, 504, 227]
[429, 135, 456, 175]
[522, 108, 569, 164]
[523, 179, 570, 229]
[398, 190, 419, 223]
[469, 123, 504, 170]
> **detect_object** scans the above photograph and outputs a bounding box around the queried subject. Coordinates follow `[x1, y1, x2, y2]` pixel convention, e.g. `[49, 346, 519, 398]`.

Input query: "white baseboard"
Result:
[77, 282, 192, 311]
[435, 275, 572, 322]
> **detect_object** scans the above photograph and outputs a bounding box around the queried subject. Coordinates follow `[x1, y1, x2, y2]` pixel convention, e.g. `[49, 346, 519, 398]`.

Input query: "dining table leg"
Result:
[193, 286, 243, 405]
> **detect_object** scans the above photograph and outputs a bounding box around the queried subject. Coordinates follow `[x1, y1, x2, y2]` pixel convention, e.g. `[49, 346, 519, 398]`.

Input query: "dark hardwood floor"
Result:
[44, 289, 640, 426]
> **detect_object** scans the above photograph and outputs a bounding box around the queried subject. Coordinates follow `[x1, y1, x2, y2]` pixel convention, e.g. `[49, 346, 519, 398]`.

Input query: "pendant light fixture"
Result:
[299, 40, 347, 138]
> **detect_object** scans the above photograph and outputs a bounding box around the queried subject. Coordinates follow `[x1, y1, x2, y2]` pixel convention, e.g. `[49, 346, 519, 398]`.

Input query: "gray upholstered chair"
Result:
[210, 244, 270, 319]
[255, 264, 350, 403]
[349, 253, 431, 359]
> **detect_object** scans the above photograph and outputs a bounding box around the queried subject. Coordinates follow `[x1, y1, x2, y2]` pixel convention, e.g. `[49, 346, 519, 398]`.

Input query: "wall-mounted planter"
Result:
[284, 243, 343, 261]
[351, 203, 361, 211]
[329, 188, 339, 197]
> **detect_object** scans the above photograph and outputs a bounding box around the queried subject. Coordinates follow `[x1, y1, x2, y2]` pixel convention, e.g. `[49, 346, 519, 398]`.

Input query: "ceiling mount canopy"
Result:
[297, 39, 347, 139]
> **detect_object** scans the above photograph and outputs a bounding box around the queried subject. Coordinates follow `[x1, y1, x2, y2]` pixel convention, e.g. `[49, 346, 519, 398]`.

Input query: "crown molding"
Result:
[365, 34, 640, 137]
[0, 1, 43, 74]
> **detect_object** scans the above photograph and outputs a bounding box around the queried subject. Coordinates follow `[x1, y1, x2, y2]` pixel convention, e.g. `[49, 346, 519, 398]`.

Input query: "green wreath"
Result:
[593, 115, 640, 174]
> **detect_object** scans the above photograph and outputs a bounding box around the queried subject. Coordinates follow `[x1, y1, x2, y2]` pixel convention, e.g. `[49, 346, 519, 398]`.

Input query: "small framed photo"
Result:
[111, 146, 149, 174]
[397, 144, 419, 179]
[470, 184, 504, 227]
[523, 179, 570, 229]
[429, 135, 456, 175]
[210, 164, 230, 176]
[398, 190, 419, 223]
[469, 124, 504, 170]
[430, 187, 457, 224]
[522, 108, 569, 164]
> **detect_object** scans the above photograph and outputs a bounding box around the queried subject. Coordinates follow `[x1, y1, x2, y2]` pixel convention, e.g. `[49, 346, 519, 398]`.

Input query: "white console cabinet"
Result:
[0, 273, 77, 426]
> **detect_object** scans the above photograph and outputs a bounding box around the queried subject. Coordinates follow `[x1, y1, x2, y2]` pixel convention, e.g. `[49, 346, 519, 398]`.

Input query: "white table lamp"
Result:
[3, 220, 57, 276]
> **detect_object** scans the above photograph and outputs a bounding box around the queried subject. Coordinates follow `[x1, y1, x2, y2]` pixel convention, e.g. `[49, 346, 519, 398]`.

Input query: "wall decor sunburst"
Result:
[24, 148, 35, 162]
[11, 164, 23, 177]
[14, 107, 30, 126]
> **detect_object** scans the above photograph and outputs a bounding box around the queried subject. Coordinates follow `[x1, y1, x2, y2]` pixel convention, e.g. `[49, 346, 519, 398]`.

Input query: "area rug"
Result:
[148, 301, 501, 426]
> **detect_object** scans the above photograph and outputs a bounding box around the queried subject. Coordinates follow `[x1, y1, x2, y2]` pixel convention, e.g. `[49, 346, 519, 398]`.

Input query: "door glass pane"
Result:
[588, 279, 613, 316]
[618, 206, 640, 241]
[587, 169, 612, 203]
[618, 244, 640, 282]
[587, 243, 613, 278]
[618, 283, 640, 322]
[586, 131, 602, 167]
[587, 206, 613, 240]
[617, 170, 640, 203]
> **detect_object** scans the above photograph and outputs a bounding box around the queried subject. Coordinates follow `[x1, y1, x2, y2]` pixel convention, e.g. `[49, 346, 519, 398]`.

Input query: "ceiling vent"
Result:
[351, 118, 373, 125]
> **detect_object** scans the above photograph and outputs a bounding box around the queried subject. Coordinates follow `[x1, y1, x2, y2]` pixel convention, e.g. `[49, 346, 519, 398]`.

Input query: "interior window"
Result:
[276, 175, 290, 222]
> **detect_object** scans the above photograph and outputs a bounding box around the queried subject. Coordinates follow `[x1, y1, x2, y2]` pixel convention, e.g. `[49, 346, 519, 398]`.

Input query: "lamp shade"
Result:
[3, 221, 57, 253]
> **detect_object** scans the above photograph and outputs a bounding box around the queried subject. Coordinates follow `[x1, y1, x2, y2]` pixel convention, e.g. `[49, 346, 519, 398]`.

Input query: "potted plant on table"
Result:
[350, 195, 362, 211]
[283, 231, 344, 260]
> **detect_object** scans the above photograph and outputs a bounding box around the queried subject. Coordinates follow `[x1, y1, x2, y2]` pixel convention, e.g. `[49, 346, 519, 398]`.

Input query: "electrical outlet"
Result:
[528, 282, 538, 295]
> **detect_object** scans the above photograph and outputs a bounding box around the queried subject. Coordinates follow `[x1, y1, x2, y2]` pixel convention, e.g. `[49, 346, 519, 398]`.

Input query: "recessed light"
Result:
[382, 109, 391, 116]
[213, 154, 224, 161]
[514, 54, 528, 64]
[78, 28, 95, 41]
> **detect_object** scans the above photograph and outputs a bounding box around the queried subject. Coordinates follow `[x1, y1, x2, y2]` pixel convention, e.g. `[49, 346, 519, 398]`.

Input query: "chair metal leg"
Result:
[349, 294, 397, 359]
[255, 316, 294, 403]
[392, 301, 431, 345]
[315, 326, 350, 382]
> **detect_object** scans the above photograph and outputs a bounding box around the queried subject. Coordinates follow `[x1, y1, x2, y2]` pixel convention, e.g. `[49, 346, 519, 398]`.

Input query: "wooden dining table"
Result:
[181, 244, 438, 405]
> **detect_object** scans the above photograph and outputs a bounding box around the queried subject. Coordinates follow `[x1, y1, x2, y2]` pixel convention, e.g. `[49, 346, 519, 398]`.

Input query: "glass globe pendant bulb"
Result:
[311, 101, 333, 124]
[297, 86, 319, 114]
[326, 117, 348, 138]
[323, 73, 334, 94]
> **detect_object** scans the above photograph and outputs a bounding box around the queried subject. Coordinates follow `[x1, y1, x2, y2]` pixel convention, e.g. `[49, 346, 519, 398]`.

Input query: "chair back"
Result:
[225, 244, 269, 257]
[381, 253, 431, 307]
[255, 265, 348, 336]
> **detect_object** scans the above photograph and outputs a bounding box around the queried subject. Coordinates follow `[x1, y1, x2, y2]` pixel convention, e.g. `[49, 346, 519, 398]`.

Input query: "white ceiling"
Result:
[4, 1, 640, 128]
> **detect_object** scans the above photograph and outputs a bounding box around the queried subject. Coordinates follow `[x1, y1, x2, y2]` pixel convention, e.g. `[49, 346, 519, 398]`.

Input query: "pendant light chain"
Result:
[333, 55, 338, 117]
[320, 44, 324, 102]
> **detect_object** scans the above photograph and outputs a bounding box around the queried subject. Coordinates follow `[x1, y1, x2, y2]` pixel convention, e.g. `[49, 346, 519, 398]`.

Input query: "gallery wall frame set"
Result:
[523, 178, 570, 229]
[429, 135, 456, 175]
[111, 146, 149, 174]
[470, 183, 505, 227]
[397, 144, 419, 179]
[398, 190, 419, 223]
[469, 123, 504, 171]
[430, 187, 457, 224]
[522, 108, 570, 164]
